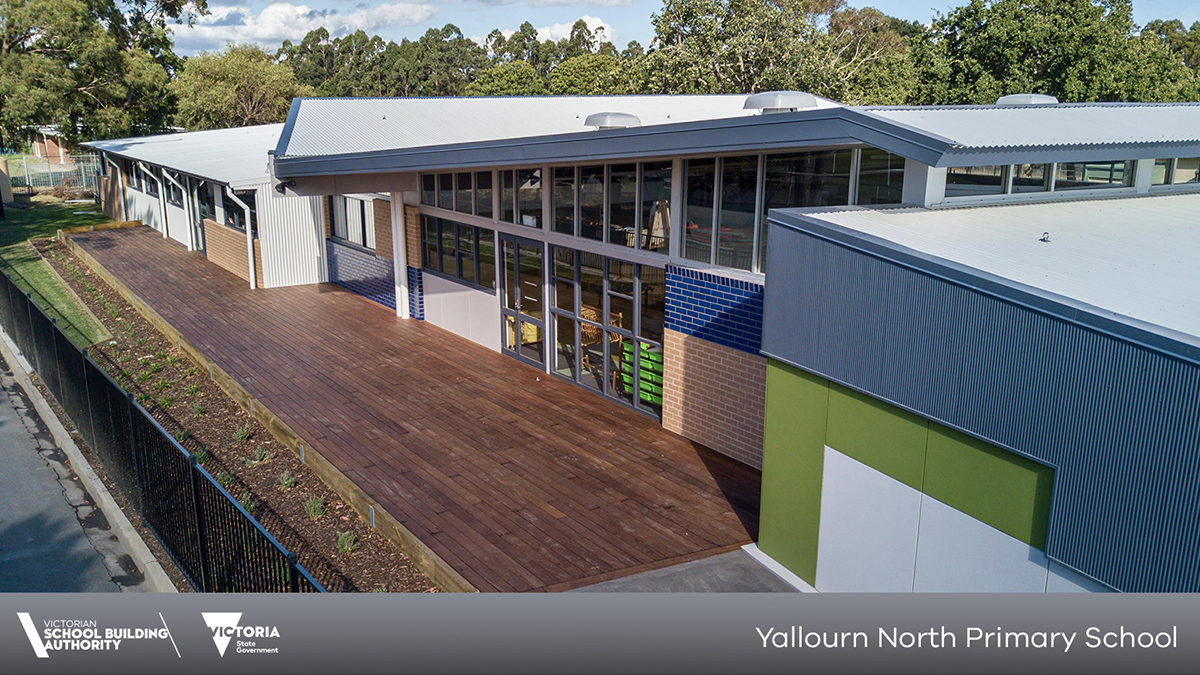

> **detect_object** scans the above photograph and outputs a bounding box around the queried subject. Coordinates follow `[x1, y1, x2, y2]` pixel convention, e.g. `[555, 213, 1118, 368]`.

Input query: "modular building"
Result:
[90, 94, 1200, 592]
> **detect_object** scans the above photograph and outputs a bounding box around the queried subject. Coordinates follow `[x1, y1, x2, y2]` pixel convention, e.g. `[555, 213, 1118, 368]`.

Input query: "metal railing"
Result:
[0, 270, 324, 593]
[6, 155, 102, 194]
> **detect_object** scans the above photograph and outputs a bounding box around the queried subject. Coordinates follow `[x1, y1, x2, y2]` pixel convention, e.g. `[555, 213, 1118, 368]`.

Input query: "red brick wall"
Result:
[662, 328, 767, 468]
[320, 196, 331, 239]
[203, 218, 251, 283]
[373, 199, 393, 259]
[404, 204, 421, 265]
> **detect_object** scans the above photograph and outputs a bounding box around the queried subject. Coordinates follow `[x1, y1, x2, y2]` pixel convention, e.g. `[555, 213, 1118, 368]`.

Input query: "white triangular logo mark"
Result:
[201, 612, 242, 657]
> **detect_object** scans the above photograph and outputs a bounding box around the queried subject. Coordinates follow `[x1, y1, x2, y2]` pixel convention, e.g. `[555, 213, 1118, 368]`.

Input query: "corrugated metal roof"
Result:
[275, 95, 833, 158]
[782, 192, 1200, 341]
[858, 103, 1200, 150]
[84, 124, 282, 187]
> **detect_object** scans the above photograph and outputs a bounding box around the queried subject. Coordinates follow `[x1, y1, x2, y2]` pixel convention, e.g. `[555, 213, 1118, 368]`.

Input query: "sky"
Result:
[172, 0, 1200, 55]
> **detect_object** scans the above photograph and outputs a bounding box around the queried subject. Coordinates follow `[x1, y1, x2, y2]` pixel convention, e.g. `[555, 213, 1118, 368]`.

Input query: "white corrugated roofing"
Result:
[276, 95, 841, 157]
[84, 124, 282, 187]
[859, 103, 1200, 149]
[792, 193, 1200, 339]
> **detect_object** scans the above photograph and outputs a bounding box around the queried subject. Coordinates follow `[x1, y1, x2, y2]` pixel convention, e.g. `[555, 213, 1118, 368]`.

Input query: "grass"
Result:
[0, 194, 109, 248]
[305, 496, 326, 520]
[0, 242, 109, 347]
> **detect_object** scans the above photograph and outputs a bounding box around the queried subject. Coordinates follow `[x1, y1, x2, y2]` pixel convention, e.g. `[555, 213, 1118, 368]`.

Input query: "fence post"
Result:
[188, 456, 210, 593]
[22, 156, 31, 195]
[24, 293, 37, 373]
[125, 392, 145, 513]
[286, 552, 299, 593]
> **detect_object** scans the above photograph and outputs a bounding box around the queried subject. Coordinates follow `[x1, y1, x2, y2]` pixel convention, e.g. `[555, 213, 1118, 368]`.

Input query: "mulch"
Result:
[34, 237, 436, 593]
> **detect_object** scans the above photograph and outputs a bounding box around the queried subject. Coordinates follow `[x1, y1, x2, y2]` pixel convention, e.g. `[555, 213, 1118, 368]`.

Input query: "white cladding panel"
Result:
[125, 189, 162, 232]
[254, 184, 327, 288]
[164, 201, 190, 246]
[816, 448, 921, 592]
[422, 273, 500, 352]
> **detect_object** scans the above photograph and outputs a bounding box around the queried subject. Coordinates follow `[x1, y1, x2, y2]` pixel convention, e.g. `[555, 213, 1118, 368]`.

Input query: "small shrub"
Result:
[108, 308, 120, 319]
[166, 355, 180, 365]
[305, 497, 326, 520]
[194, 446, 209, 464]
[156, 395, 175, 408]
[134, 392, 151, 404]
[183, 366, 199, 377]
[232, 425, 251, 443]
[173, 429, 191, 442]
[154, 351, 167, 359]
[117, 354, 130, 363]
[279, 471, 296, 490]
[135, 371, 153, 382]
[238, 492, 258, 513]
[192, 401, 207, 416]
[152, 379, 171, 393]
[217, 472, 235, 488]
[370, 585, 388, 593]
[117, 369, 131, 380]
[254, 446, 273, 463]
[84, 284, 96, 293]
[136, 337, 148, 346]
[148, 362, 163, 373]
[183, 384, 201, 396]
[336, 531, 359, 555]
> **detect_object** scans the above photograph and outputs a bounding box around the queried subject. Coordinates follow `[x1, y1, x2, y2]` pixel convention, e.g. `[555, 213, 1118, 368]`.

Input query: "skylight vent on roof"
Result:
[584, 112, 642, 130]
[995, 93, 1059, 106]
[743, 91, 818, 114]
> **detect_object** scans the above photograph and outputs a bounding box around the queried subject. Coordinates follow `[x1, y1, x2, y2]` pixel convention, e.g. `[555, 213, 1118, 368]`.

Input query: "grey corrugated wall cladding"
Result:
[762, 220, 1200, 592]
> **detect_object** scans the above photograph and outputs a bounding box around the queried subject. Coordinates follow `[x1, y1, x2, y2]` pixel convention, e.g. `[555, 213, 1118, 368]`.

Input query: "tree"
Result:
[277, 28, 338, 93]
[409, 24, 488, 96]
[0, 0, 202, 148]
[911, 0, 1197, 104]
[1143, 19, 1200, 74]
[549, 54, 622, 95]
[171, 43, 314, 130]
[467, 61, 547, 96]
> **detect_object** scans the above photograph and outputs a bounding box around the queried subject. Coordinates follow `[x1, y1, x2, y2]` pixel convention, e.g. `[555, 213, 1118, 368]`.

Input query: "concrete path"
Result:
[570, 550, 798, 593]
[0, 361, 140, 592]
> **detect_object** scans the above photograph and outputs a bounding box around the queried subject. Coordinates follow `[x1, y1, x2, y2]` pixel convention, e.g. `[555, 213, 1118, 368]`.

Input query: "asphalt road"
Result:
[0, 365, 121, 592]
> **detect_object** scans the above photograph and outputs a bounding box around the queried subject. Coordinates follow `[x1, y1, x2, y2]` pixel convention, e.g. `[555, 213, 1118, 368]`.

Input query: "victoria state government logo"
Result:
[201, 612, 282, 656]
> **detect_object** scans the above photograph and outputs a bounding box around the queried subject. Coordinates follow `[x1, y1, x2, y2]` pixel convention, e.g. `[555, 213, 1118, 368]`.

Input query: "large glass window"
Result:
[1011, 164, 1051, 193]
[196, 182, 215, 221]
[608, 164, 637, 246]
[223, 190, 257, 238]
[517, 169, 542, 228]
[759, 149, 853, 272]
[475, 171, 494, 218]
[142, 166, 159, 198]
[1155, 157, 1200, 186]
[330, 196, 374, 249]
[579, 166, 605, 241]
[501, 170, 515, 224]
[945, 165, 1008, 197]
[420, 216, 495, 290]
[683, 159, 716, 264]
[856, 148, 904, 205]
[553, 167, 575, 235]
[639, 162, 671, 254]
[421, 174, 436, 206]
[455, 172, 472, 214]
[549, 244, 665, 419]
[1054, 161, 1132, 190]
[164, 172, 184, 208]
[437, 173, 454, 209]
[716, 155, 758, 270]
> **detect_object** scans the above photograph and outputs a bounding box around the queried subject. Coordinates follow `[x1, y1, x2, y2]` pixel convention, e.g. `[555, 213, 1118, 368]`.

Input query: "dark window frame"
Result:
[420, 215, 496, 292]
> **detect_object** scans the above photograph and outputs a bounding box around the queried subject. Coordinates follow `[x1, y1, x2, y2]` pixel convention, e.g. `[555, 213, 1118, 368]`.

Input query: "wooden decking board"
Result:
[69, 226, 761, 592]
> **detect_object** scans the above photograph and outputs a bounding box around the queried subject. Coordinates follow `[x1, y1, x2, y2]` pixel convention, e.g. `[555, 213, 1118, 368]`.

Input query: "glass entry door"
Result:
[500, 234, 545, 367]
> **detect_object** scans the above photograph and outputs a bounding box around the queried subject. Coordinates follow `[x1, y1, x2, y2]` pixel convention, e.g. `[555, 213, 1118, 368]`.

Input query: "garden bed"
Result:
[34, 237, 436, 593]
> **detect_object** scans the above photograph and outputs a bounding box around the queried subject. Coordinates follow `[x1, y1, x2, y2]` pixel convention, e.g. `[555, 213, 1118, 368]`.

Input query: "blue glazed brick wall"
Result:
[406, 266, 425, 321]
[665, 265, 764, 355]
[326, 239, 396, 310]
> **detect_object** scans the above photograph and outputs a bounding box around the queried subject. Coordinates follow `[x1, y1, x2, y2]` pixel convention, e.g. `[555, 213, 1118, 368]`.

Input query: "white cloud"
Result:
[536, 15, 613, 42]
[530, 0, 631, 7]
[175, 3, 438, 53]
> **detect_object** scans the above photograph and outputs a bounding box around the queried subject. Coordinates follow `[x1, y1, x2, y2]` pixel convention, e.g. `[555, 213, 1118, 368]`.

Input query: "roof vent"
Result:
[995, 93, 1059, 106]
[744, 91, 818, 114]
[584, 112, 641, 130]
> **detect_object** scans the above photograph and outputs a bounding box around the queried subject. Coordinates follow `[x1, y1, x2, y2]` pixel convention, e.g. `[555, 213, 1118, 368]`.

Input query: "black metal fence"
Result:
[0, 270, 324, 593]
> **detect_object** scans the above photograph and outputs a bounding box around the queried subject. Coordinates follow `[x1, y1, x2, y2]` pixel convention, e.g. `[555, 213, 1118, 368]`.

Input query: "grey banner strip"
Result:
[1, 594, 1198, 674]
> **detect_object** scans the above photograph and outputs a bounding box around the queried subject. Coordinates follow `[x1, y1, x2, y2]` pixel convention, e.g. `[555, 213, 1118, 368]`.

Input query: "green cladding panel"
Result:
[825, 383, 928, 490]
[923, 425, 1055, 550]
[758, 361, 828, 586]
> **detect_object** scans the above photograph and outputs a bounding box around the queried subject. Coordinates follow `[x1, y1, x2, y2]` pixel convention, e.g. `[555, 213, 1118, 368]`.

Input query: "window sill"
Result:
[328, 237, 376, 256]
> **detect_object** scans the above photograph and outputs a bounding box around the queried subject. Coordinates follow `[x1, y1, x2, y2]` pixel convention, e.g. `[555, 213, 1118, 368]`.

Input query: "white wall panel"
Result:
[125, 189, 162, 232]
[816, 447, 921, 592]
[254, 183, 327, 288]
[912, 495, 1050, 593]
[423, 273, 500, 352]
[164, 201, 190, 246]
